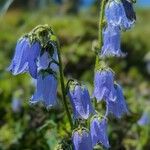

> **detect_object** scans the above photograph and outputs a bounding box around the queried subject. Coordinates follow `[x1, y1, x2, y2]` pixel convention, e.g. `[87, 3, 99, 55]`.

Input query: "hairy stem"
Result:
[57, 43, 73, 129]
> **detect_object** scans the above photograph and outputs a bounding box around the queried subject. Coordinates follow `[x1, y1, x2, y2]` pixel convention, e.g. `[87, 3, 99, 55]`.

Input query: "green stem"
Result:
[99, 0, 106, 49]
[95, 0, 106, 68]
[57, 42, 73, 129]
[94, 0, 106, 107]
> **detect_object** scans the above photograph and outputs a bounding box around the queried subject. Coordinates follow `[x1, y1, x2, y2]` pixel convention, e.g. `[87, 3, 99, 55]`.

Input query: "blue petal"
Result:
[38, 49, 58, 71]
[42, 75, 57, 107]
[93, 70, 116, 102]
[30, 74, 57, 108]
[8, 38, 29, 75]
[101, 25, 126, 57]
[90, 118, 110, 148]
[8, 38, 41, 78]
[106, 83, 128, 118]
[105, 0, 135, 30]
[38, 52, 50, 70]
[50, 50, 59, 72]
[72, 129, 93, 150]
[68, 84, 94, 119]
[121, 0, 136, 22]
[28, 42, 41, 78]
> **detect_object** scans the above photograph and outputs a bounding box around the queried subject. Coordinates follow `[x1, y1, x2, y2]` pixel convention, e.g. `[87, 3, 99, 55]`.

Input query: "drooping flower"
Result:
[93, 69, 116, 102]
[106, 83, 128, 118]
[8, 37, 41, 79]
[105, 0, 135, 30]
[30, 73, 57, 108]
[72, 129, 93, 150]
[90, 118, 110, 148]
[68, 83, 95, 119]
[138, 110, 150, 126]
[121, 0, 136, 22]
[101, 25, 125, 57]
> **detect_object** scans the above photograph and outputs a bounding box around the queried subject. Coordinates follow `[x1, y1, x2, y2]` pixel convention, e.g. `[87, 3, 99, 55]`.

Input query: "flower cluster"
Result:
[101, 0, 136, 57]
[8, 25, 59, 109]
[72, 0, 136, 149]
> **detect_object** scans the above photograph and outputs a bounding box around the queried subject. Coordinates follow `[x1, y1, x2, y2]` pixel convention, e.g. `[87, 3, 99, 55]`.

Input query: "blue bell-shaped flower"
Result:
[68, 82, 95, 119]
[72, 129, 93, 150]
[30, 73, 57, 109]
[105, 0, 135, 30]
[106, 83, 128, 118]
[101, 25, 125, 57]
[8, 37, 41, 79]
[93, 69, 116, 102]
[90, 117, 110, 148]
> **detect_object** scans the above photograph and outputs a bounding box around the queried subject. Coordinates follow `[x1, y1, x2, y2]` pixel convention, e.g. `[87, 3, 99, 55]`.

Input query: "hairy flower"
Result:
[72, 129, 93, 150]
[30, 73, 57, 108]
[138, 110, 150, 126]
[101, 25, 125, 57]
[106, 83, 128, 118]
[90, 118, 110, 148]
[8, 37, 41, 79]
[105, 0, 135, 30]
[68, 83, 94, 119]
[93, 69, 116, 102]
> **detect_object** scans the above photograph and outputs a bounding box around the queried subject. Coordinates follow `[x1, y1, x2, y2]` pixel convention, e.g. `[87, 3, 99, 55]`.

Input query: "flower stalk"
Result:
[56, 42, 73, 129]
[95, 0, 106, 69]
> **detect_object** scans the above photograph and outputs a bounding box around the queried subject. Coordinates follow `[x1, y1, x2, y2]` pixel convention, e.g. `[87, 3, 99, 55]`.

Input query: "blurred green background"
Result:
[0, 0, 150, 150]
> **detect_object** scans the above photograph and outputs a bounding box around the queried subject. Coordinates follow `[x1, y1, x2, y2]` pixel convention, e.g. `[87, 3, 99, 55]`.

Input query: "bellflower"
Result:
[106, 83, 128, 118]
[93, 69, 116, 102]
[90, 118, 110, 148]
[72, 129, 93, 150]
[138, 111, 150, 126]
[101, 25, 125, 57]
[8, 37, 41, 79]
[30, 73, 57, 108]
[68, 83, 94, 120]
[105, 0, 135, 30]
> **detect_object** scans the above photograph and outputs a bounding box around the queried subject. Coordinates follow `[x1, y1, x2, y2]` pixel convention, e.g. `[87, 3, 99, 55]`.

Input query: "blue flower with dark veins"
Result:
[68, 83, 95, 120]
[138, 110, 150, 126]
[30, 73, 57, 109]
[105, 0, 135, 30]
[72, 129, 93, 150]
[90, 118, 110, 148]
[8, 37, 41, 79]
[121, 0, 136, 22]
[93, 69, 116, 102]
[106, 83, 129, 118]
[101, 25, 126, 58]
